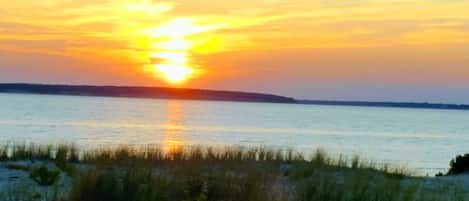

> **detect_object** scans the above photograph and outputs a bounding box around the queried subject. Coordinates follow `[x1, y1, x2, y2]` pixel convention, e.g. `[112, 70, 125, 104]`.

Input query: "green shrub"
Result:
[0, 145, 8, 161]
[448, 153, 469, 175]
[29, 165, 60, 186]
[55, 145, 69, 170]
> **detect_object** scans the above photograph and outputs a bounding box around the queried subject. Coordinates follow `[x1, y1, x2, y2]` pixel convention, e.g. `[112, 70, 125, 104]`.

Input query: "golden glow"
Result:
[145, 18, 222, 38]
[2, 0, 469, 86]
[153, 38, 191, 51]
[151, 52, 188, 63]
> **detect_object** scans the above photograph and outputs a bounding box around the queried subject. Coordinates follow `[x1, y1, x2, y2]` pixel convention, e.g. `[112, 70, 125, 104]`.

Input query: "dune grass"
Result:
[0, 143, 466, 201]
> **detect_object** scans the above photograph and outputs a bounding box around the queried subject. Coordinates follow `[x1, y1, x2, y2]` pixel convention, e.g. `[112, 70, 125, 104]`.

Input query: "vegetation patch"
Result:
[448, 154, 469, 175]
[29, 165, 61, 186]
[0, 144, 467, 201]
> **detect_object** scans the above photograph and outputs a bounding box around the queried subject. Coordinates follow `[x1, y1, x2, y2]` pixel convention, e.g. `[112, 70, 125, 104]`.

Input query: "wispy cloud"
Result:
[3, 0, 469, 56]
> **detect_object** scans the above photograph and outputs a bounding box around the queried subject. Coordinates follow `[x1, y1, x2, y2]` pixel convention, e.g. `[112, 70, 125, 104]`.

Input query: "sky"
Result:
[1, 0, 469, 103]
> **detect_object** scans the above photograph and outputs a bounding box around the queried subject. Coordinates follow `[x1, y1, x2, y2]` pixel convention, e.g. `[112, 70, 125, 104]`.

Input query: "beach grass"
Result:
[0, 143, 466, 201]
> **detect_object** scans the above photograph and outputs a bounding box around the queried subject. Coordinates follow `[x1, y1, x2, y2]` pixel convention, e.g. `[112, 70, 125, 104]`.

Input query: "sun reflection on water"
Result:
[162, 101, 184, 152]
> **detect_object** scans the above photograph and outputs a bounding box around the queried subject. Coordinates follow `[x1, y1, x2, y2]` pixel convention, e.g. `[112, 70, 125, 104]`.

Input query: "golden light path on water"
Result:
[162, 101, 184, 152]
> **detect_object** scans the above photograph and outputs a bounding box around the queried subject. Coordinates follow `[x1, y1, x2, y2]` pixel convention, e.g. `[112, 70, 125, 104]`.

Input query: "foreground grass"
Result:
[0, 143, 466, 201]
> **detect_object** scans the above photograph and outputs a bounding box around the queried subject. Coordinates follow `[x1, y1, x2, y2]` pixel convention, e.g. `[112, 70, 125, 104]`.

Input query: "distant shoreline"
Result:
[0, 83, 296, 104]
[297, 100, 469, 111]
[1, 83, 469, 111]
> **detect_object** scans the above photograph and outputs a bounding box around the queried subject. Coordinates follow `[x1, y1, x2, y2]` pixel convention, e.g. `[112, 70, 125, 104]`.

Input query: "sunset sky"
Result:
[1, 0, 469, 103]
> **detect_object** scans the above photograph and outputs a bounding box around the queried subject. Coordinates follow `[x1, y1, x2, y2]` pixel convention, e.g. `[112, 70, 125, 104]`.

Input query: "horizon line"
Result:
[1, 82, 469, 109]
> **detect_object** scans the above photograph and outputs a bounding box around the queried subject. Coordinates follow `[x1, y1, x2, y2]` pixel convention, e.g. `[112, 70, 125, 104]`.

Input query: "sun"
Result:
[143, 18, 221, 85]
[146, 20, 199, 84]
[151, 51, 194, 84]
[154, 64, 193, 84]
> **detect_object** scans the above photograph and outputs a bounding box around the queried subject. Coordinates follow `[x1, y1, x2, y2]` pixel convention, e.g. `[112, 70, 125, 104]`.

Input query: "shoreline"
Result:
[3, 83, 469, 111]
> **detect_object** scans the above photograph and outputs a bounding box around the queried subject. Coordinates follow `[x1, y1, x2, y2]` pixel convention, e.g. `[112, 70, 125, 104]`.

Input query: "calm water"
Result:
[1, 93, 469, 174]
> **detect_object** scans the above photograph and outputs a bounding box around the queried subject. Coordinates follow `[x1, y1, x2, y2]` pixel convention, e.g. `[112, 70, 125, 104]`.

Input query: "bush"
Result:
[448, 153, 469, 175]
[29, 165, 60, 186]
[435, 172, 445, 177]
